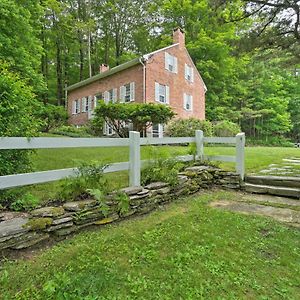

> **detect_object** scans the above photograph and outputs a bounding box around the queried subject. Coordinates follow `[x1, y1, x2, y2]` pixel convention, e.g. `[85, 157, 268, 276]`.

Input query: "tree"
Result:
[94, 102, 175, 137]
[0, 63, 41, 176]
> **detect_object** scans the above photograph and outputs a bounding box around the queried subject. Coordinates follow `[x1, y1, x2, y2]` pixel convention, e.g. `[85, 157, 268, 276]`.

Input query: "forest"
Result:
[0, 0, 299, 143]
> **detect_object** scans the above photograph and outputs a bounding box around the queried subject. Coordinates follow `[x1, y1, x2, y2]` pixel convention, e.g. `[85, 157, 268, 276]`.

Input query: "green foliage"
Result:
[115, 191, 130, 216]
[87, 118, 104, 137]
[50, 125, 93, 137]
[87, 189, 110, 217]
[141, 147, 184, 186]
[59, 161, 109, 201]
[213, 121, 241, 137]
[37, 104, 68, 132]
[94, 102, 175, 137]
[166, 118, 213, 137]
[10, 193, 40, 211]
[0, 63, 40, 177]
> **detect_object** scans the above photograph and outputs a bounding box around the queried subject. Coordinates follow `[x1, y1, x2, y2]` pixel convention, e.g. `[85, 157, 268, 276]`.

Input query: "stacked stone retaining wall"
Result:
[0, 166, 241, 252]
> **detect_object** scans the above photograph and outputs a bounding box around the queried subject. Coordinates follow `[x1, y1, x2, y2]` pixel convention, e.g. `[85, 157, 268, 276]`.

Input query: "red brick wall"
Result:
[145, 45, 206, 121]
[67, 64, 144, 125]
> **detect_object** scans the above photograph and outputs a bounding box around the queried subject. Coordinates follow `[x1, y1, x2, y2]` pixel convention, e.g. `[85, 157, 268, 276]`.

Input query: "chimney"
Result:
[99, 64, 109, 73]
[173, 27, 185, 48]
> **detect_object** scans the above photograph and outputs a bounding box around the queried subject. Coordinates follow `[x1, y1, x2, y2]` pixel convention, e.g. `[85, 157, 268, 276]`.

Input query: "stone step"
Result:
[245, 183, 300, 199]
[246, 175, 300, 188]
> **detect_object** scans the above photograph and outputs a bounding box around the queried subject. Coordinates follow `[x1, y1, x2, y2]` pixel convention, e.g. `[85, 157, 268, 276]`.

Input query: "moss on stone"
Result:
[23, 218, 53, 230]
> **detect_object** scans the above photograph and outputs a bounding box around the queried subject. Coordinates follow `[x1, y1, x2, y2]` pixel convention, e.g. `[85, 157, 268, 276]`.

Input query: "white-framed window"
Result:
[120, 82, 135, 103]
[152, 124, 164, 138]
[94, 93, 103, 108]
[185, 64, 194, 82]
[184, 93, 193, 111]
[155, 82, 169, 104]
[72, 99, 80, 114]
[103, 122, 114, 136]
[81, 96, 92, 112]
[104, 89, 117, 103]
[165, 52, 178, 73]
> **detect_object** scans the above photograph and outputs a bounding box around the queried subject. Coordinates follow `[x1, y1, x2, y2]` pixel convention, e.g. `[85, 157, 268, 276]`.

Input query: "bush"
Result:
[50, 125, 93, 138]
[166, 118, 213, 137]
[10, 193, 39, 211]
[213, 121, 241, 137]
[37, 104, 68, 132]
[86, 118, 104, 137]
[247, 136, 294, 147]
[58, 161, 109, 201]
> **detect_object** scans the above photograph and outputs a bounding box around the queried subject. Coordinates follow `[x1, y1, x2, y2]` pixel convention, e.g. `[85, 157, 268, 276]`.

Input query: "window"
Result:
[73, 99, 80, 114]
[155, 82, 169, 104]
[94, 93, 103, 109]
[185, 64, 194, 82]
[103, 89, 117, 103]
[184, 93, 193, 111]
[104, 122, 114, 136]
[85, 97, 90, 112]
[120, 82, 135, 103]
[152, 124, 164, 138]
[165, 52, 177, 73]
[125, 84, 131, 102]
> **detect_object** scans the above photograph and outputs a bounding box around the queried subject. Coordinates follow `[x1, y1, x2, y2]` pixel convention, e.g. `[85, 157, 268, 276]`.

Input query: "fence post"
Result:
[129, 131, 141, 187]
[235, 132, 245, 181]
[195, 130, 204, 161]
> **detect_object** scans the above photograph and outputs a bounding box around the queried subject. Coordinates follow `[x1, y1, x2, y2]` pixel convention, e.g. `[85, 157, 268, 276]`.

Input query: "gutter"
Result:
[140, 57, 147, 103]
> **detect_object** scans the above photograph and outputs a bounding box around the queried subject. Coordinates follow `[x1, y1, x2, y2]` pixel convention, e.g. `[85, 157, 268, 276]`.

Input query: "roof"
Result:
[66, 42, 207, 92]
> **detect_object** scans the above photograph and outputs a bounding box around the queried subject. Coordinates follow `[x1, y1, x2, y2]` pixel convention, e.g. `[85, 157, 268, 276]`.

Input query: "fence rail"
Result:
[0, 131, 245, 190]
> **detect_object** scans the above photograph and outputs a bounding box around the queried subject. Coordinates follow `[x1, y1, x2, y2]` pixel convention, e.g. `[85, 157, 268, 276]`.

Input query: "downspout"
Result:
[139, 57, 146, 103]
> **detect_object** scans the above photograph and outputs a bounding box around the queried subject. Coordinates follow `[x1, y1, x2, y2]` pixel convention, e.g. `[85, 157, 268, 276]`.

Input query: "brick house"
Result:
[66, 28, 207, 137]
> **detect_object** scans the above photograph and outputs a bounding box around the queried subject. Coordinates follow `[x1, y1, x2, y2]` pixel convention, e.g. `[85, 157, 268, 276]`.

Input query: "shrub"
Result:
[86, 118, 104, 137]
[50, 125, 93, 138]
[58, 161, 109, 201]
[10, 193, 39, 211]
[141, 147, 184, 186]
[165, 118, 213, 137]
[213, 121, 241, 137]
[37, 104, 68, 132]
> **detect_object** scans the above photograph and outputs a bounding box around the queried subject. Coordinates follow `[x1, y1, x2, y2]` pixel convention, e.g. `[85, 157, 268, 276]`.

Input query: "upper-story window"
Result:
[184, 93, 193, 111]
[81, 96, 92, 112]
[185, 64, 194, 82]
[155, 82, 170, 104]
[94, 93, 103, 109]
[120, 82, 135, 103]
[165, 52, 178, 73]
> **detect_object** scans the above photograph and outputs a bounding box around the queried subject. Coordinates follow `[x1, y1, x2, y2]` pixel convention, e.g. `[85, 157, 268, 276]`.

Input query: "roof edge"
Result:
[66, 57, 141, 92]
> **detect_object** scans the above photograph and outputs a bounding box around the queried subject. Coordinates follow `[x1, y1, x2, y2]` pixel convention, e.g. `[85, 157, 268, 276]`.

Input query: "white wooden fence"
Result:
[0, 131, 245, 190]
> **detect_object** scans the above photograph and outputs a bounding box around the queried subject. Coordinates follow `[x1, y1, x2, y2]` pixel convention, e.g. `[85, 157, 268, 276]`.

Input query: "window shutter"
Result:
[112, 88, 117, 103]
[130, 82, 135, 101]
[155, 82, 159, 102]
[93, 96, 97, 109]
[174, 57, 178, 73]
[190, 95, 193, 111]
[103, 91, 109, 103]
[184, 64, 188, 80]
[165, 52, 169, 70]
[166, 85, 170, 104]
[191, 67, 194, 83]
[120, 86, 125, 103]
[88, 96, 92, 111]
[81, 97, 86, 112]
[183, 93, 187, 109]
[72, 101, 76, 114]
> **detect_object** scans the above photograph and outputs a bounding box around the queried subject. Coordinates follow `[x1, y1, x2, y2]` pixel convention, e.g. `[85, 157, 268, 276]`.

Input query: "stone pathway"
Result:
[210, 193, 300, 228]
[258, 157, 300, 176]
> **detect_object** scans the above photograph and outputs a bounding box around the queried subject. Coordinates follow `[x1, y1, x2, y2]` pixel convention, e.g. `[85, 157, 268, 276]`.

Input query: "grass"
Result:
[7, 144, 300, 203]
[1, 190, 299, 299]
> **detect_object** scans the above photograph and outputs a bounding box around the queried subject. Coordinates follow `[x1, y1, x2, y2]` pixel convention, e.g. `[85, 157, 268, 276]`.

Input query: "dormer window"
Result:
[185, 64, 194, 82]
[165, 52, 178, 73]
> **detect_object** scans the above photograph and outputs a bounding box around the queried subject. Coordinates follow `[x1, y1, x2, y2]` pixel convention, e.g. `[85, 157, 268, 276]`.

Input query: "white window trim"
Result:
[120, 82, 135, 103]
[184, 93, 193, 112]
[165, 52, 178, 74]
[185, 64, 194, 83]
[155, 82, 170, 104]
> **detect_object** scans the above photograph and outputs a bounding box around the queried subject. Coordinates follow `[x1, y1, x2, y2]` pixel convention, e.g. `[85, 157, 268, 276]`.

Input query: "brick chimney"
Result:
[99, 64, 109, 73]
[173, 27, 185, 48]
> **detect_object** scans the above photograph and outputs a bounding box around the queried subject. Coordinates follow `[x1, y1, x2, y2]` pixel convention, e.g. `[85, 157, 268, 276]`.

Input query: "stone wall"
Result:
[0, 166, 241, 252]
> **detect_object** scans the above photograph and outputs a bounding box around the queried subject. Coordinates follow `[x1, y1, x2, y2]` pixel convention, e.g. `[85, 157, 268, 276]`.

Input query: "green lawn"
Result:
[15, 145, 299, 202]
[1, 190, 299, 299]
